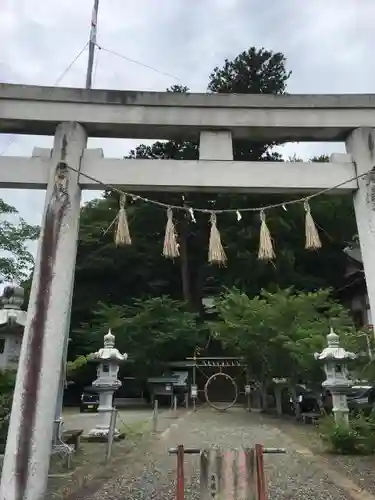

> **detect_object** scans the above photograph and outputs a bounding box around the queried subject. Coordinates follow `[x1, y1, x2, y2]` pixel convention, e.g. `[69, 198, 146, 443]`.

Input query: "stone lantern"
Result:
[0, 286, 26, 370]
[88, 329, 128, 438]
[315, 328, 356, 425]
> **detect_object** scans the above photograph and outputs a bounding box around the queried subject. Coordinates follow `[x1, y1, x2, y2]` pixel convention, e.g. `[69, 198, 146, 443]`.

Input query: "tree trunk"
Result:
[289, 385, 301, 420]
[179, 212, 192, 307]
[191, 263, 206, 315]
[260, 382, 268, 412]
[274, 386, 283, 416]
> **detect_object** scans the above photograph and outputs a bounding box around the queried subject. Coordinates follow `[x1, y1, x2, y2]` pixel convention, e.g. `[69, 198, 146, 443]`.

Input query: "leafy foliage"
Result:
[50, 45, 357, 368]
[208, 48, 290, 95]
[74, 297, 205, 377]
[0, 199, 39, 283]
[213, 287, 357, 385]
[66, 355, 89, 379]
[319, 413, 375, 455]
[0, 369, 16, 394]
[0, 370, 16, 452]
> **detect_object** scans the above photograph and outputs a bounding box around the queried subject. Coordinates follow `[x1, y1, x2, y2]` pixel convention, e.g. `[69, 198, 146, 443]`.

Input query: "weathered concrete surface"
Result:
[0, 122, 86, 500]
[84, 407, 358, 500]
[0, 156, 358, 193]
[2, 83, 375, 140]
[346, 128, 375, 338]
[199, 131, 233, 160]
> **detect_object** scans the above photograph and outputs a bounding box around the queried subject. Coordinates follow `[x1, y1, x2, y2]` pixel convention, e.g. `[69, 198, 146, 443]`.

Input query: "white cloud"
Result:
[0, 0, 374, 273]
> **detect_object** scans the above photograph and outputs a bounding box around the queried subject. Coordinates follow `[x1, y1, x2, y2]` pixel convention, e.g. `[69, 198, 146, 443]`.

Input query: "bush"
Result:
[0, 393, 12, 453]
[319, 413, 375, 455]
[0, 369, 16, 394]
[0, 370, 15, 453]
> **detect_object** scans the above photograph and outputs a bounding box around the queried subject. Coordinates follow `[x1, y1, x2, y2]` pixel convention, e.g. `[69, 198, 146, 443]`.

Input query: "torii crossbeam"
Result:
[1, 83, 375, 500]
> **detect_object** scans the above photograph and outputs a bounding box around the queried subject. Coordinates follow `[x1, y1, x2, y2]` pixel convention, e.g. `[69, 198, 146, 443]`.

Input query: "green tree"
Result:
[0, 200, 39, 283]
[75, 296, 204, 377]
[0, 369, 16, 452]
[68, 46, 357, 358]
[111, 48, 289, 310]
[213, 287, 358, 411]
[208, 47, 289, 160]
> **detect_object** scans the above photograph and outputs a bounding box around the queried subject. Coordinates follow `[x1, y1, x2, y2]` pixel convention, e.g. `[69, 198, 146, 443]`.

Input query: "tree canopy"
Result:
[56, 46, 358, 369]
[213, 287, 359, 387]
[71, 296, 204, 378]
[0, 199, 39, 284]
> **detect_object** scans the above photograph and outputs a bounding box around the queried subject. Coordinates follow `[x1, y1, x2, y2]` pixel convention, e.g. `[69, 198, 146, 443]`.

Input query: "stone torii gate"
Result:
[1, 84, 375, 499]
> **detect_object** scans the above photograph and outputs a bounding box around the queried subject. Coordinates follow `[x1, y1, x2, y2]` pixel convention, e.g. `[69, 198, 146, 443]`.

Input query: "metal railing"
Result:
[168, 444, 286, 500]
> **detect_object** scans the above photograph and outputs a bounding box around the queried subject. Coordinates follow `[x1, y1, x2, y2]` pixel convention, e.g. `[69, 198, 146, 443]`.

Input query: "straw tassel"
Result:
[258, 210, 275, 261]
[114, 194, 132, 246]
[304, 201, 321, 250]
[208, 213, 227, 266]
[163, 208, 180, 258]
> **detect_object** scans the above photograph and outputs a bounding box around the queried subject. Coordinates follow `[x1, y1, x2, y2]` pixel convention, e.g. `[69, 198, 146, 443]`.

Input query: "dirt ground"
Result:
[46, 405, 183, 499]
[50, 406, 375, 500]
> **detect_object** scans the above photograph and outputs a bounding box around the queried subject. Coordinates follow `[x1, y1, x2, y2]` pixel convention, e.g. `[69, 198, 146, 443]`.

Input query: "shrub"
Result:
[0, 370, 15, 453]
[319, 413, 375, 455]
[0, 369, 16, 394]
[352, 413, 375, 454]
[320, 417, 358, 454]
[0, 393, 12, 453]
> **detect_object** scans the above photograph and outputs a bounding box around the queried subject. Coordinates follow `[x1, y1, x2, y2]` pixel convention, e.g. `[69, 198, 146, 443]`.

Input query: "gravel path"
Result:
[86, 407, 353, 499]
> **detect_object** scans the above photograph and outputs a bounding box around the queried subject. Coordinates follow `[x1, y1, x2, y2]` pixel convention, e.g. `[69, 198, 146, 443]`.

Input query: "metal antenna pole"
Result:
[51, 0, 100, 453]
[86, 0, 100, 89]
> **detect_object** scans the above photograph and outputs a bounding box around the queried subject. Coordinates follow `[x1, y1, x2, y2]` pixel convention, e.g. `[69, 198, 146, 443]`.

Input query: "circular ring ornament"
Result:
[204, 372, 238, 411]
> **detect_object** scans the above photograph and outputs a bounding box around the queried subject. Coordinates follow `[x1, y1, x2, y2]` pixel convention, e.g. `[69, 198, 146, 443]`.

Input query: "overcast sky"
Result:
[1, 0, 374, 259]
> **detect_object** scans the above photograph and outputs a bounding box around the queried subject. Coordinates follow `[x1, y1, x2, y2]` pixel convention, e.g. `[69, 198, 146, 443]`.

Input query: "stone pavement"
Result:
[84, 406, 361, 500]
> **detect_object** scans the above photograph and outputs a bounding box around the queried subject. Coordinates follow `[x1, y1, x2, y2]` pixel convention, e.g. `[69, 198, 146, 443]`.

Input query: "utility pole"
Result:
[86, 0, 100, 89]
[51, 0, 100, 452]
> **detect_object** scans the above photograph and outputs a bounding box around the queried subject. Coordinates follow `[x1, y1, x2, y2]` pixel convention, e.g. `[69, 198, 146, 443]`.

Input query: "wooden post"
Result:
[106, 408, 117, 462]
[274, 387, 283, 416]
[192, 361, 197, 412]
[173, 395, 178, 417]
[176, 445, 185, 500]
[255, 444, 267, 500]
[0, 122, 86, 500]
[245, 366, 251, 412]
[152, 399, 158, 433]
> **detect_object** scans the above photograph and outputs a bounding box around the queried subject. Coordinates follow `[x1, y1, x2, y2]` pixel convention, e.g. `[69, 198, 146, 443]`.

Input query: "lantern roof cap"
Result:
[314, 327, 356, 361]
[89, 329, 128, 362]
[0, 285, 26, 328]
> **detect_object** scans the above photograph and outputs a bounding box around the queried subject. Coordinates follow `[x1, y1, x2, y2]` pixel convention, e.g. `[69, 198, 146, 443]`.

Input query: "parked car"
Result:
[321, 386, 375, 416]
[347, 385, 375, 415]
[80, 391, 99, 413]
[299, 392, 321, 414]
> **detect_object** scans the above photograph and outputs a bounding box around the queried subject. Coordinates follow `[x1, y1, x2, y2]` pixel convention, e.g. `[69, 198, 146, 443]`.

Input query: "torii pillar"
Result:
[0, 122, 86, 500]
[346, 128, 375, 337]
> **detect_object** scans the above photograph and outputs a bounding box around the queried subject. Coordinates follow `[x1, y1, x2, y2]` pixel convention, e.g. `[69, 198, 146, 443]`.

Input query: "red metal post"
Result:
[255, 444, 267, 500]
[176, 444, 185, 500]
